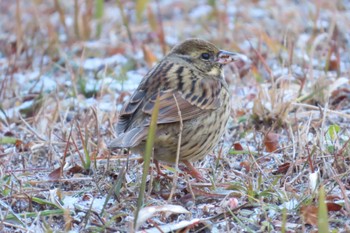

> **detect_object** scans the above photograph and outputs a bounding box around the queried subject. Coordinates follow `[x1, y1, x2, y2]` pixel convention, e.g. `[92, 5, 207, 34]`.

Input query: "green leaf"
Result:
[0, 137, 18, 144]
[95, 0, 104, 38]
[5, 209, 66, 221]
[318, 185, 329, 233]
[327, 124, 340, 141]
[136, 0, 149, 22]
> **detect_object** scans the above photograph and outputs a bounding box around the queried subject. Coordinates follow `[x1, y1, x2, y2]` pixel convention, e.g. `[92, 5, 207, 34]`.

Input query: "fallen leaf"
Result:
[15, 141, 33, 152]
[15, 139, 23, 148]
[67, 164, 84, 175]
[300, 205, 318, 226]
[64, 208, 73, 231]
[48, 167, 62, 180]
[326, 202, 342, 211]
[272, 162, 290, 175]
[136, 204, 190, 230]
[221, 197, 239, 209]
[82, 194, 93, 201]
[264, 132, 279, 152]
[327, 52, 339, 71]
[240, 161, 250, 172]
[233, 142, 243, 151]
[136, 219, 202, 233]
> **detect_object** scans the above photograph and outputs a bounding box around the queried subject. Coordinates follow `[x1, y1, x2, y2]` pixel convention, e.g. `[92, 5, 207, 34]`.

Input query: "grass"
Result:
[134, 94, 159, 230]
[1, 0, 350, 232]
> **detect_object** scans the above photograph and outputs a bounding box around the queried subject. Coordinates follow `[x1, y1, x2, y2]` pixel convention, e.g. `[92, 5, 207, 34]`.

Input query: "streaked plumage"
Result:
[109, 39, 247, 178]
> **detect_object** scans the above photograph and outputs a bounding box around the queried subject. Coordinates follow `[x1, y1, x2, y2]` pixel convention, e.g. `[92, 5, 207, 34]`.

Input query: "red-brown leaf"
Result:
[326, 202, 342, 211]
[48, 167, 62, 180]
[67, 164, 84, 175]
[240, 161, 250, 172]
[233, 142, 244, 151]
[272, 162, 290, 175]
[264, 132, 279, 152]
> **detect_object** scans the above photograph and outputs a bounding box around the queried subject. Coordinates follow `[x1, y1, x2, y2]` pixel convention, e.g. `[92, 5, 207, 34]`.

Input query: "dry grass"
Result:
[1, 0, 350, 232]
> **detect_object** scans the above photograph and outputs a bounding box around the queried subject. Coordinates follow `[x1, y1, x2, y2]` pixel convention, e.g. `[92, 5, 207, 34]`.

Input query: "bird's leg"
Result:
[154, 160, 171, 178]
[154, 159, 163, 177]
[182, 160, 205, 181]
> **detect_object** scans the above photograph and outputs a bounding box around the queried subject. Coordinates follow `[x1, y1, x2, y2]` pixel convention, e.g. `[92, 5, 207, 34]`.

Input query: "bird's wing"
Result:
[116, 60, 224, 133]
[141, 90, 220, 125]
[116, 89, 145, 134]
[110, 89, 222, 149]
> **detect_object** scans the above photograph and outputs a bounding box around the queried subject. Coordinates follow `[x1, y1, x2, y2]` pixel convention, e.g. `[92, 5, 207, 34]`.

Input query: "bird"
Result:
[109, 38, 248, 179]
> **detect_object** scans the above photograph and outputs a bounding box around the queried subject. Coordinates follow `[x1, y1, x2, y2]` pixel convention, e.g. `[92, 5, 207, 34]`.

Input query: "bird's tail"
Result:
[108, 127, 147, 149]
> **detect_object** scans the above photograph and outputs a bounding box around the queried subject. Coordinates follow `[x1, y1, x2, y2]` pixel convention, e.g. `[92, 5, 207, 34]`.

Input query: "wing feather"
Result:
[112, 58, 225, 149]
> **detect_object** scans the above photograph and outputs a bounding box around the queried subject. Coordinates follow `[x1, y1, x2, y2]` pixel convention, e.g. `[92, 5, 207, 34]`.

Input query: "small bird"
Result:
[109, 39, 247, 179]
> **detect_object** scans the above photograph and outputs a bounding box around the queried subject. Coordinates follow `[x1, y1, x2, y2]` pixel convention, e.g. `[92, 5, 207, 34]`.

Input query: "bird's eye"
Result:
[201, 53, 210, 60]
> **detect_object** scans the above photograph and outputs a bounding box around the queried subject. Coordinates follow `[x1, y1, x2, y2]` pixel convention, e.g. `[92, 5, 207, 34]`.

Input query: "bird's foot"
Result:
[182, 160, 206, 182]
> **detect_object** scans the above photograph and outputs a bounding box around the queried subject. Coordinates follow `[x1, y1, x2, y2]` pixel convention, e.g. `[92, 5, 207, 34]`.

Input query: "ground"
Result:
[1, 0, 350, 232]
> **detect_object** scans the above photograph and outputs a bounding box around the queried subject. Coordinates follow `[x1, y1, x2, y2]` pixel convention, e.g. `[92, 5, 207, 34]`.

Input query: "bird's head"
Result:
[169, 38, 248, 77]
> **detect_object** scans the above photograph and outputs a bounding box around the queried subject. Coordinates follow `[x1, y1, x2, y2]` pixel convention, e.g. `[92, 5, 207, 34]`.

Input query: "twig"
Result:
[292, 102, 350, 119]
[18, 114, 47, 141]
[333, 175, 350, 215]
[116, 0, 136, 52]
[168, 93, 183, 202]
[2, 221, 33, 232]
[28, 177, 93, 184]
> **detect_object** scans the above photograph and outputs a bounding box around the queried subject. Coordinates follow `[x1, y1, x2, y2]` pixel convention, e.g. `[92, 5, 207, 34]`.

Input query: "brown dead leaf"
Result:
[67, 164, 84, 175]
[4, 131, 15, 137]
[64, 208, 73, 231]
[142, 44, 158, 67]
[264, 132, 279, 152]
[15, 140, 32, 152]
[272, 162, 290, 175]
[48, 167, 62, 180]
[82, 194, 93, 201]
[326, 202, 342, 212]
[240, 161, 250, 172]
[300, 201, 340, 224]
[233, 142, 244, 151]
[300, 205, 318, 226]
[328, 53, 339, 71]
[15, 139, 23, 148]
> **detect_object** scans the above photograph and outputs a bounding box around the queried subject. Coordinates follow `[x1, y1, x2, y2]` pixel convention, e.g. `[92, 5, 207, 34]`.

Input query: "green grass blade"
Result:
[318, 185, 329, 233]
[0, 137, 18, 144]
[5, 209, 66, 221]
[95, 0, 104, 38]
[136, 0, 149, 22]
[281, 207, 287, 233]
[134, 94, 160, 229]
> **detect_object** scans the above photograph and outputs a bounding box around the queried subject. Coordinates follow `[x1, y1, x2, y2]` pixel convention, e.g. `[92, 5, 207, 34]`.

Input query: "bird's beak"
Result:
[216, 50, 251, 65]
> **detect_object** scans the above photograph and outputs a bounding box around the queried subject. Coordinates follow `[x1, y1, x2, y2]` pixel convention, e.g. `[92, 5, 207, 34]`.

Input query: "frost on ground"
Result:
[1, 1, 350, 232]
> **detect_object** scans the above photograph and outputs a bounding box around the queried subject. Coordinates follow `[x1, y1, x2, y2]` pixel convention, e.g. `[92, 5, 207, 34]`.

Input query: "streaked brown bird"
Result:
[109, 39, 248, 179]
